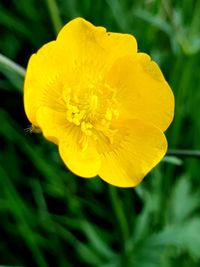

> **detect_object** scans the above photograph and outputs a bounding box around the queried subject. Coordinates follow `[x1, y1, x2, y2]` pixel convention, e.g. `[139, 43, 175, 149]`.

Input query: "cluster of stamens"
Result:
[62, 77, 119, 148]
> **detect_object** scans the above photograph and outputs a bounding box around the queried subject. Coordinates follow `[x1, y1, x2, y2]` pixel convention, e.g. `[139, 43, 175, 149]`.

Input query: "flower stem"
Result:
[167, 149, 200, 158]
[108, 186, 129, 251]
[0, 53, 25, 77]
[45, 0, 63, 35]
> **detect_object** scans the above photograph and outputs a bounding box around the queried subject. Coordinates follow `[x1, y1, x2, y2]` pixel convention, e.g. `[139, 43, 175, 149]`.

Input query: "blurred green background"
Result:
[0, 0, 200, 266]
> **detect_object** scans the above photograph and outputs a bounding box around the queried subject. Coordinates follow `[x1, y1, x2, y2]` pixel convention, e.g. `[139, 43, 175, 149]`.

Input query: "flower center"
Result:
[62, 77, 119, 148]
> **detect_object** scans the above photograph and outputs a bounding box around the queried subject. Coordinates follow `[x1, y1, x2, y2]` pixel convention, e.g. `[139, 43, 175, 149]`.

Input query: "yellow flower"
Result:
[24, 18, 174, 187]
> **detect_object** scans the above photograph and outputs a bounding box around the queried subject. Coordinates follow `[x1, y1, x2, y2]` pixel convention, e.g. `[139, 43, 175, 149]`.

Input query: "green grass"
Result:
[0, 0, 200, 266]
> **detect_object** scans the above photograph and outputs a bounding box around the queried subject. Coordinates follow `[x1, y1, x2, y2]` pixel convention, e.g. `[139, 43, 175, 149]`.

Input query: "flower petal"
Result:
[37, 107, 101, 177]
[59, 133, 101, 178]
[24, 41, 72, 126]
[98, 119, 167, 187]
[106, 53, 174, 131]
[56, 17, 137, 76]
[36, 106, 70, 144]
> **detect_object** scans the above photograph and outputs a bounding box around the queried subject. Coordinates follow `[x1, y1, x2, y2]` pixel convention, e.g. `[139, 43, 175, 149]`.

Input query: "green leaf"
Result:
[163, 156, 183, 166]
[146, 217, 200, 259]
[169, 175, 200, 223]
[0, 53, 25, 92]
[80, 221, 116, 259]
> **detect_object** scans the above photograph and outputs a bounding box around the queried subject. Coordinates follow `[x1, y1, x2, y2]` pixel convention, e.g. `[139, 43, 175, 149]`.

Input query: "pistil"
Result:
[62, 79, 119, 150]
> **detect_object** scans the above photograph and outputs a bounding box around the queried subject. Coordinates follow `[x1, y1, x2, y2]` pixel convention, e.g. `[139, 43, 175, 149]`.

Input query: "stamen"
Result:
[62, 78, 119, 144]
[90, 95, 98, 111]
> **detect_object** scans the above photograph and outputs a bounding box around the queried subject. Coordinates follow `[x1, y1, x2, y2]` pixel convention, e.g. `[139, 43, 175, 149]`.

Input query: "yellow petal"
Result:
[36, 106, 70, 144]
[37, 107, 101, 177]
[24, 41, 71, 126]
[106, 53, 174, 131]
[56, 17, 137, 76]
[59, 131, 101, 178]
[98, 119, 167, 187]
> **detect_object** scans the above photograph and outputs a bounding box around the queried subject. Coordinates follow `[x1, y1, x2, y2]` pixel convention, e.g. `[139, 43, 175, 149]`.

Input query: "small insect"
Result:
[24, 124, 41, 135]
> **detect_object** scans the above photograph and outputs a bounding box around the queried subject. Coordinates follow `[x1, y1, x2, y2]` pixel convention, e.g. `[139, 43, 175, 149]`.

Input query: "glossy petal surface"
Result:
[106, 53, 174, 131]
[99, 120, 167, 187]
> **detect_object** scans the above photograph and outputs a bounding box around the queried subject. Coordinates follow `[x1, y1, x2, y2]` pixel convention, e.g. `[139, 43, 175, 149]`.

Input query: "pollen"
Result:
[62, 79, 119, 146]
[90, 95, 98, 111]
